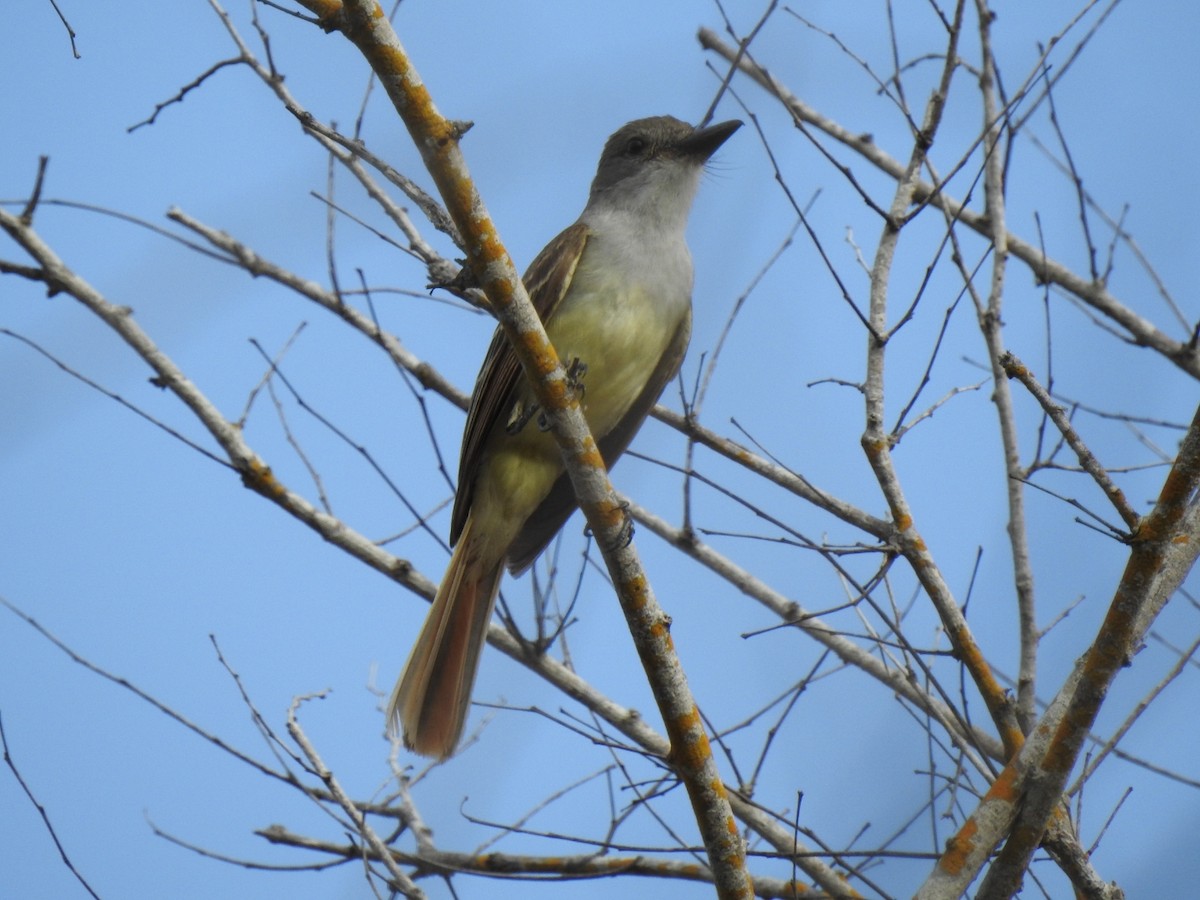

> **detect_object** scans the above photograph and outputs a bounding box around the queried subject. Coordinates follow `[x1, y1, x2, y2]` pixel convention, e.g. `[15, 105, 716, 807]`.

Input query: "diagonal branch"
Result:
[919, 402, 1200, 898]
[1000, 351, 1140, 532]
[294, 1, 756, 895]
[286, 698, 425, 897]
[0, 206, 436, 602]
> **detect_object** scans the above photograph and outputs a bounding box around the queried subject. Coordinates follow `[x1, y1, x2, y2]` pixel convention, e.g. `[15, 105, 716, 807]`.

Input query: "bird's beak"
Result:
[681, 119, 743, 161]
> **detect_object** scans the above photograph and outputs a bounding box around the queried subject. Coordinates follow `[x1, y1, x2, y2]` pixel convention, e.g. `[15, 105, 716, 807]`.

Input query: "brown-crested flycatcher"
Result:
[388, 115, 742, 758]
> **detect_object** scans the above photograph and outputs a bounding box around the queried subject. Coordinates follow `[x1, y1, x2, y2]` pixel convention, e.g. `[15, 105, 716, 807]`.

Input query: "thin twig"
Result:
[286, 696, 425, 897]
[0, 710, 101, 899]
[1001, 350, 1140, 531]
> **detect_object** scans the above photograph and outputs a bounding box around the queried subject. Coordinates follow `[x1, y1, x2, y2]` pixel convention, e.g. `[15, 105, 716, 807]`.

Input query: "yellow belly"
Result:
[549, 283, 680, 434]
[471, 281, 684, 541]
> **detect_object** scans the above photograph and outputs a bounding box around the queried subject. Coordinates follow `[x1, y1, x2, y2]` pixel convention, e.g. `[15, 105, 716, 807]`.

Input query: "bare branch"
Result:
[286, 697, 425, 897]
[0, 710, 101, 899]
[1001, 351, 1140, 531]
[0, 206, 436, 600]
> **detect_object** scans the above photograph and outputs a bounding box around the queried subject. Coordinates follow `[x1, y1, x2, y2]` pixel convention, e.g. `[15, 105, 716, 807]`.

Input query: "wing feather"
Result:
[449, 222, 591, 545]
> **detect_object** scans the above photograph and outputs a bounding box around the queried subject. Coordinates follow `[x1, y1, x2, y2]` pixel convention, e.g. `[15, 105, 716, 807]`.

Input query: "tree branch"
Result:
[293, 1, 755, 895]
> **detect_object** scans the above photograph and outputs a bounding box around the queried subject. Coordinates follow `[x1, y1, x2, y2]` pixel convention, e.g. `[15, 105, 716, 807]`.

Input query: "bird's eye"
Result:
[625, 136, 647, 156]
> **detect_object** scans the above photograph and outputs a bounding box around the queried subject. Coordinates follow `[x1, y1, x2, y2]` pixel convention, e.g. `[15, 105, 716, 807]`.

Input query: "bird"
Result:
[388, 115, 742, 758]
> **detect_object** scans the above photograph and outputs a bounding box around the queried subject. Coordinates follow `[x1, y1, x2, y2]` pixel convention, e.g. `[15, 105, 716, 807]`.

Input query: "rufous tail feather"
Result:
[387, 517, 503, 758]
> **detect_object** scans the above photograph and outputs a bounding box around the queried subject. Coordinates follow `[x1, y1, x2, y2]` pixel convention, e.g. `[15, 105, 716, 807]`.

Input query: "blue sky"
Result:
[3, 1, 1199, 898]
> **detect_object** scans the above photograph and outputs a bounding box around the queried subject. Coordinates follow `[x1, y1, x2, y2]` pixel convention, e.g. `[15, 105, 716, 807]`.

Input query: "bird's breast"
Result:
[547, 239, 692, 434]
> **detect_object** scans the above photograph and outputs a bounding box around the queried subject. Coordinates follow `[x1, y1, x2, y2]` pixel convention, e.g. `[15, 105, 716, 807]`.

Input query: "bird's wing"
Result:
[449, 221, 591, 546]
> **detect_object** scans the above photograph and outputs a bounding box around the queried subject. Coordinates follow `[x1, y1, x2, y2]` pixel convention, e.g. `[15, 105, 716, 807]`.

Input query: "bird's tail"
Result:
[386, 516, 503, 759]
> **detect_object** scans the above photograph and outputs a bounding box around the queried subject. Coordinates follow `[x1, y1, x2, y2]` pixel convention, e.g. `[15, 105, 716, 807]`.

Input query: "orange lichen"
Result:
[242, 458, 286, 499]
